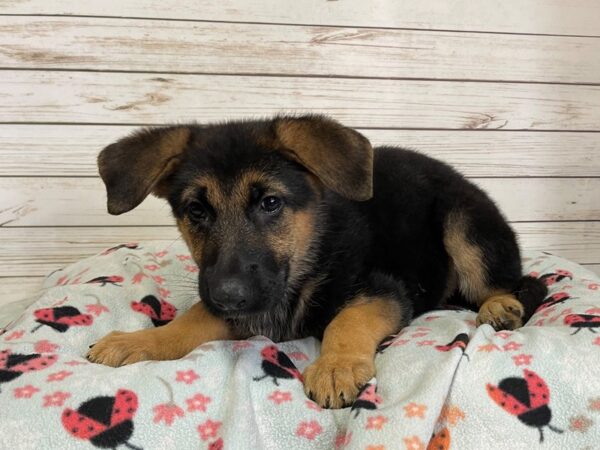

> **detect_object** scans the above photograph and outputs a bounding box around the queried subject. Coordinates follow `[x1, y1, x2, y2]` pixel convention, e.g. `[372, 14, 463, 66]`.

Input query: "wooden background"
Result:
[1, 0, 599, 310]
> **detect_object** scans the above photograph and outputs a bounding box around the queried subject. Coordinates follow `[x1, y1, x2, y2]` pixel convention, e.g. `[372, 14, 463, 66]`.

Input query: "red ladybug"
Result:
[85, 276, 124, 287]
[435, 333, 470, 361]
[564, 314, 600, 335]
[131, 295, 176, 327]
[535, 292, 572, 313]
[427, 427, 451, 450]
[0, 349, 57, 391]
[253, 345, 303, 386]
[33, 306, 93, 333]
[539, 270, 572, 286]
[487, 369, 563, 442]
[62, 389, 142, 450]
[101, 243, 139, 255]
[350, 383, 382, 417]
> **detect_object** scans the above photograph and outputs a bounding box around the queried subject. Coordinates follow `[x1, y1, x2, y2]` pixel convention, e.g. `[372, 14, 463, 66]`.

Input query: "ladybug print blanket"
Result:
[1, 242, 599, 449]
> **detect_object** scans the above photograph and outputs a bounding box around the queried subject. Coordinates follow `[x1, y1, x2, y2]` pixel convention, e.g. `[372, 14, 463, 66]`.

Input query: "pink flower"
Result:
[144, 264, 160, 271]
[404, 402, 427, 418]
[47, 370, 72, 382]
[34, 340, 59, 353]
[155, 250, 169, 257]
[335, 431, 352, 448]
[43, 391, 70, 407]
[4, 330, 24, 341]
[186, 393, 211, 412]
[588, 283, 599, 291]
[13, 385, 40, 399]
[415, 327, 430, 332]
[424, 315, 440, 321]
[541, 306, 556, 317]
[403, 435, 425, 450]
[153, 403, 184, 425]
[296, 420, 323, 440]
[288, 351, 308, 360]
[502, 341, 522, 351]
[411, 332, 428, 338]
[152, 275, 165, 284]
[85, 303, 109, 316]
[569, 415, 593, 433]
[534, 318, 545, 326]
[588, 397, 600, 411]
[392, 339, 409, 346]
[593, 337, 600, 346]
[64, 360, 87, 366]
[495, 331, 512, 339]
[185, 265, 199, 273]
[177, 254, 192, 261]
[198, 419, 222, 441]
[158, 288, 171, 299]
[232, 341, 253, 351]
[56, 275, 69, 286]
[478, 344, 501, 352]
[268, 390, 292, 405]
[132, 272, 148, 284]
[366, 415, 388, 430]
[176, 369, 200, 384]
[512, 354, 533, 366]
[306, 400, 322, 411]
[417, 340, 435, 346]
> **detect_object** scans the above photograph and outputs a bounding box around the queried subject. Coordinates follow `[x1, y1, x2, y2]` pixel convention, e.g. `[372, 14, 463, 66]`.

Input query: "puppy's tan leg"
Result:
[303, 296, 402, 408]
[87, 302, 232, 367]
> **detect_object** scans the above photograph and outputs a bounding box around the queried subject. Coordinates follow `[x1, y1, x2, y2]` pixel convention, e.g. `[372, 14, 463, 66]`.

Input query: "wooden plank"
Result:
[582, 264, 600, 276]
[1, 223, 598, 277]
[1, 177, 599, 226]
[2, 18, 599, 84]
[3, 125, 600, 178]
[0, 227, 180, 276]
[513, 222, 600, 265]
[2, 71, 600, 130]
[2, 0, 599, 36]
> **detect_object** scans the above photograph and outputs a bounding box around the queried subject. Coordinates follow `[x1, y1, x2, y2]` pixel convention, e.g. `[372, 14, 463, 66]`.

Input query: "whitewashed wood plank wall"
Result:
[0, 0, 599, 309]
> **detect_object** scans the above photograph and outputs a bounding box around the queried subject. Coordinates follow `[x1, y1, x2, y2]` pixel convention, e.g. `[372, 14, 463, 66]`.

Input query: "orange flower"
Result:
[439, 404, 465, 426]
[403, 435, 425, 450]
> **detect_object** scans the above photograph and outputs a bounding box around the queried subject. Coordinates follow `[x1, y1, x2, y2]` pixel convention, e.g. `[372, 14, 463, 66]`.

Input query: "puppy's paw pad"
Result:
[476, 295, 524, 331]
[303, 353, 374, 409]
[86, 330, 155, 367]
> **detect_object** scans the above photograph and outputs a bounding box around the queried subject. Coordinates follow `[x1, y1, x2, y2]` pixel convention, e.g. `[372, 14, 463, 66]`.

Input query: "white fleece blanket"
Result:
[1, 242, 599, 449]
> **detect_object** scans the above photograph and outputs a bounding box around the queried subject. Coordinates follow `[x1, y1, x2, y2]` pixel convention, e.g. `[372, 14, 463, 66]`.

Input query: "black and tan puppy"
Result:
[88, 115, 547, 408]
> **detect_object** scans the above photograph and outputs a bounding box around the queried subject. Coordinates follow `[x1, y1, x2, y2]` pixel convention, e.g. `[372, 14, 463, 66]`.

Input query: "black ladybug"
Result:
[61, 389, 142, 450]
[435, 333, 470, 361]
[131, 295, 176, 327]
[85, 276, 124, 287]
[564, 314, 600, 335]
[350, 383, 382, 418]
[0, 350, 57, 391]
[253, 345, 303, 386]
[487, 369, 563, 442]
[33, 306, 93, 333]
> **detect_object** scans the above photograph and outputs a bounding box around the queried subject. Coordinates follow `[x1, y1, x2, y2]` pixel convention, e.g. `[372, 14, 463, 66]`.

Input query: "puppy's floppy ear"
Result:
[98, 126, 191, 215]
[272, 115, 373, 201]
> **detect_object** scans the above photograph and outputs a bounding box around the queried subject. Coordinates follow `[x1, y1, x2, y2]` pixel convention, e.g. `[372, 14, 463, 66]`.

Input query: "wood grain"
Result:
[2, 125, 600, 177]
[1, 17, 599, 83]
[2, 0, 599, 36]
[2, 71, 600, 130]
[1, 223, 598, 277]
[1, 176, 599, 225]
[0, 277, 44, 311]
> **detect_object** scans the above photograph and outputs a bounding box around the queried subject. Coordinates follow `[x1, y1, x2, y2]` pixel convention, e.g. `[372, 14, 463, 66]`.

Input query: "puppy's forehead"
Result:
[182, 169, 288, 207]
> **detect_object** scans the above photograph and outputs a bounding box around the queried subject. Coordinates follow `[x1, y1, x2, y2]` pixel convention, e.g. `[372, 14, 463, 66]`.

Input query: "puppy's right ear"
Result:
[98, 126, 191, 215]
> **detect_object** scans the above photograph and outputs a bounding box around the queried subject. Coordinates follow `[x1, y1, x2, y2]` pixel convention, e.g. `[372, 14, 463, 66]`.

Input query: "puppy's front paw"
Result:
[476, 295, 524, 330]
[303, 353, 375, 409]
[86, 330, 158, 367]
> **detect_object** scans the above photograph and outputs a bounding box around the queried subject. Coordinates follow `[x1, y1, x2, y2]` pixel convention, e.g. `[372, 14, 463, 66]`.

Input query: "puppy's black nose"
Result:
[211, 277, 250, 312]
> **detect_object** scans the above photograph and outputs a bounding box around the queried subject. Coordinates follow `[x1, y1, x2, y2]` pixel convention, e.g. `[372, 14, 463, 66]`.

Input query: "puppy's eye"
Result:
[260, 196, 283, 214]
[188, 201, 209, 222]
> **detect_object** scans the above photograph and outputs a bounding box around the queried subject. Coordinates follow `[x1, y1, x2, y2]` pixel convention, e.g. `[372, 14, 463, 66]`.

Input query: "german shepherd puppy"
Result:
[88, 115, 547, 408]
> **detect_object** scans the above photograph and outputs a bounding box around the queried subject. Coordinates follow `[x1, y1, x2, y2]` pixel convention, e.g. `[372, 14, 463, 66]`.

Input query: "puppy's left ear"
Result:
[273, 116, 373, 201]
